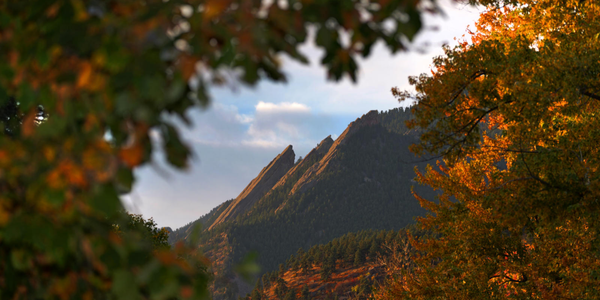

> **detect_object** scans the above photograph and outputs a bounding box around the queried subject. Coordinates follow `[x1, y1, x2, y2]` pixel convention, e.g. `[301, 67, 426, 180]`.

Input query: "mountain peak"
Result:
[288, 110, 381, 194]
[208, 145, 295, 230]
[267, 136, 335, 201]
[318, 135, 334, 148]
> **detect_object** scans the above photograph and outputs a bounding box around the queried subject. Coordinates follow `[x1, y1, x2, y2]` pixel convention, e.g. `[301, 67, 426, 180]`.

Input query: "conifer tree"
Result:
[301, 285, 311, 300]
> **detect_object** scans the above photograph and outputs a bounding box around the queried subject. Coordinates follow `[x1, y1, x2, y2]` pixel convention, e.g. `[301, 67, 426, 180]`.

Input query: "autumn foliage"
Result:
[0, 0, 432, 298]
[380, 1, 600, 299]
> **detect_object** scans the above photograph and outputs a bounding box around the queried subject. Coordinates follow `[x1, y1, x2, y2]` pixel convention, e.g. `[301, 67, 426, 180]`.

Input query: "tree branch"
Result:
[503, 272, 527, 283]
[581, 90, 600, 101]
[579, 86, 600, 101]
[445, 70, 489, 106]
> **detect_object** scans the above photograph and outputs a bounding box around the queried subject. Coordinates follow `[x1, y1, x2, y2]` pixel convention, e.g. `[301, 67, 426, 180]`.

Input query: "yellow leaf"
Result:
[119, 143, 144, 167]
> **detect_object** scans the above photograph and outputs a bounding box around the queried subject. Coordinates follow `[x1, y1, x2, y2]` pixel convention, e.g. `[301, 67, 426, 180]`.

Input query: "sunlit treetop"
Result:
[397, 0, 600, 163]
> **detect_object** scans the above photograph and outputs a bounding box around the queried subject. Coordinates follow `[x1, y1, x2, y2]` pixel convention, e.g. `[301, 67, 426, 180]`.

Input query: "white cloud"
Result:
[255, 101, 311, 114]
[240, 139, 283, 149]
[236, 113, 254, 124]
[248, 101, 314, 145]
[183, 101, 335, 150]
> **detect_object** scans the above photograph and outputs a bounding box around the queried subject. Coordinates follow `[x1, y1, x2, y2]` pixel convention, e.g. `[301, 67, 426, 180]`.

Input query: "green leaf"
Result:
[46, 190, 65, 206]
[112, 270, 140, 300]
[90, 184, 121, 217]
[17, 83, 36, 110]
[163, 124, 191, 169]
[166, 77, 186, 104]
[116, 168, 135, 194]
[11, 249, 33, 271]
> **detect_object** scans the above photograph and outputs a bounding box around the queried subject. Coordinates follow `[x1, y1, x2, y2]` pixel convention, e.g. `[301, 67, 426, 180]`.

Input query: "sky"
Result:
[122, 0, 484, 229]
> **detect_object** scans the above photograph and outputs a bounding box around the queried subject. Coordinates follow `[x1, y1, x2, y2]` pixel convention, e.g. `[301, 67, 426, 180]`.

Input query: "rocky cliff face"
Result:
[289, 110, 379, 195]
[208, 145, 295, 230]
[266, 135, 334, 213]
[271, 135, 334, 193]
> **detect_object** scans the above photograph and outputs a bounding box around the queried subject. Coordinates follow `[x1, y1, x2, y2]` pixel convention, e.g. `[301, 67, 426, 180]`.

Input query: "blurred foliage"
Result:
[0, 0, 435, 298]
[385, 0, 600, 299]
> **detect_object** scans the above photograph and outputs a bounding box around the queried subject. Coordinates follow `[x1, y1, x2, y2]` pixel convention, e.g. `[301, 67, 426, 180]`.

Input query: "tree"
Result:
[275, 277, 289, 299]
[354, 248, 366, 266]
[384, 0, 600, 299]
[320, 252, 336, 281]
[114, 213, 171, 250]
[301, 285, 310, 300]
[368, 239, 379, 259]
[250, 288, 263, 300]
[0, 0, 436, 298]
[283, 289, 297, 300]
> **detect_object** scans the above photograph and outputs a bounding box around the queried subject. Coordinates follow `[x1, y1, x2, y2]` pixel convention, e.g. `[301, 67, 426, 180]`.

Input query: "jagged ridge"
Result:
[208, 145, 296, 230]
[290, 110, 380, 195]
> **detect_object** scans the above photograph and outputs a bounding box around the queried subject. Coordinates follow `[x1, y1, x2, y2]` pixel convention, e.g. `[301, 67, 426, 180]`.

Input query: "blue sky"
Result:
[122, 0, 484, 229]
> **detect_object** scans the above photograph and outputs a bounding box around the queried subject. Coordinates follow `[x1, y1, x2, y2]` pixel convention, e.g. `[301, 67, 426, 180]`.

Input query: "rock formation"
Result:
[270, 135, 334, 193]
[289, 110, 380, 195]
[208, 145, 295, 230]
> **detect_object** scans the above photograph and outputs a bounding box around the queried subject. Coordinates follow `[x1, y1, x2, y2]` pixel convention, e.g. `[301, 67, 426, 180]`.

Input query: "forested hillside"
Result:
[244, 227, 421, 300]
[169, 108, 435, 299]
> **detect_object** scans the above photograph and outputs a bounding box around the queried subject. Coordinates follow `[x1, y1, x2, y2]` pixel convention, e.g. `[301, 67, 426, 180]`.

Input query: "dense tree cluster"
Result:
[245, 228, 419, 300]
[379, 1, 600, 299]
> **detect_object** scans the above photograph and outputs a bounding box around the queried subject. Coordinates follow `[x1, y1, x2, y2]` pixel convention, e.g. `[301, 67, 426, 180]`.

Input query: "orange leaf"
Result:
[119, 143, 144, 167]
[21, 111, 37, 137]
[179, 55, 198, 80]
[46, 3, 60, 18]
[77, 62, 93, 89]
[0, 202, 10, 226]
[180, 286, 193, 298]
[204, 0, 229, 20]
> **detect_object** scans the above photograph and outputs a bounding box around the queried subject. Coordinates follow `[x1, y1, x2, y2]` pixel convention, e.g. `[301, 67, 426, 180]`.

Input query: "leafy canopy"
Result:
[382, 0, 600, 299]
[0, 0, 435, 298]
[113, 213, 171, 250]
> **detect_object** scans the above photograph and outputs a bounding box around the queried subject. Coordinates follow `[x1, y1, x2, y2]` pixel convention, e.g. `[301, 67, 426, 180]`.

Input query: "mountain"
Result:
[169, 108, 435, 299]
[208, 145, 296, 230]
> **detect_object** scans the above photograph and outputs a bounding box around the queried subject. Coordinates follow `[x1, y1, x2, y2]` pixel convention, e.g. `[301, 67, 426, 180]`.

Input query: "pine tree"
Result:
[283, 290, 297, 300]
[301, 285, 311, 300]
[368, 239, 380, 259]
